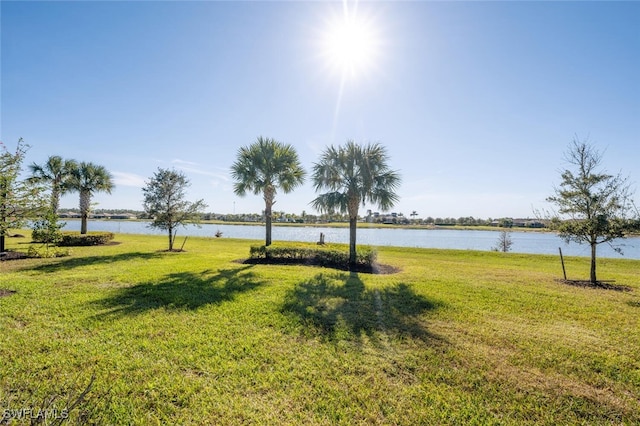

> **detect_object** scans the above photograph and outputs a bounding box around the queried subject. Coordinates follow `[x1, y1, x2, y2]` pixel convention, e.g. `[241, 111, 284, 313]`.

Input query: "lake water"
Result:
[61, 220, 640, 260]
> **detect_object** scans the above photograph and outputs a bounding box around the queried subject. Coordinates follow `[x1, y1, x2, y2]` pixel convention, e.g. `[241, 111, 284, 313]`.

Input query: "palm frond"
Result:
[311, 140, 401, 214]
[231, 137, 305, 198]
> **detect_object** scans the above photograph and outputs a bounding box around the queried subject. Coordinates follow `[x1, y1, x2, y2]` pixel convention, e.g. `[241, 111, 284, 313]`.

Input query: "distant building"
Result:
[89, 213, 136, 220]
[490, 218, 546, 228]
[108, 214, 136, 220]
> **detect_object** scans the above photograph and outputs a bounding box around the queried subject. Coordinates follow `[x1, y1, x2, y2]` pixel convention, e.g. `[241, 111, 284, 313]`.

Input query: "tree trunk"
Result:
[0, 234, 5, 253]
[80, 214, 88, 234]
[265, 203, 272, 246]
[347, 196, 360, 270]
[264, 188, 274, 246]
[590, 243, 597, 284]
[51, 187, 60, 215]
[79, 190, 90, 235]
[168, 226, 174, 251]
[349, 215, 357, 269]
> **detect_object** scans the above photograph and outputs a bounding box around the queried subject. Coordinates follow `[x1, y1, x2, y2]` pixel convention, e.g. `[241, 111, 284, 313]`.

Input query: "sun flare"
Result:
[320, 10, 380, 78]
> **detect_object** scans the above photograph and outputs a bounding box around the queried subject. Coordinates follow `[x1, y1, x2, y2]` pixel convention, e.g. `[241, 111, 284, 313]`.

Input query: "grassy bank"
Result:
[1, 233, 639, 424]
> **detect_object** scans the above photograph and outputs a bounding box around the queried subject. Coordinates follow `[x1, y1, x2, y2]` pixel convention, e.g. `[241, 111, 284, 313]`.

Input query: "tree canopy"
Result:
[311, 141, 401, 267]
[547, 138, 640, 283]
[142, 168, 207, 251]
[67, 162, 115, 234]
[28, 155, 78, 215]
[0, 139, 47, 252]
[231, 137, 305, 246]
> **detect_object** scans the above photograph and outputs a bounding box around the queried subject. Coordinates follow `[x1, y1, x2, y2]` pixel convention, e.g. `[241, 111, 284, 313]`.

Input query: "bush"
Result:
[31, 211, 65, 244]
[27, 245, 70, 258]
[249, 243, 377, 269]
[59, 232, 115, 246]
[31, 227, 62, 244]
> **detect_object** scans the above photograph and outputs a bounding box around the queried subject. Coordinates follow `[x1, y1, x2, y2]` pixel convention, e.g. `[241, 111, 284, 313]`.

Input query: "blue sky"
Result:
[2, 1, 639, 219]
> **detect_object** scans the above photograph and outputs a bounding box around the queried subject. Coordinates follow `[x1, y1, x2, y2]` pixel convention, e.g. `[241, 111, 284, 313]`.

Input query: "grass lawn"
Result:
[1, 233, 639, 425]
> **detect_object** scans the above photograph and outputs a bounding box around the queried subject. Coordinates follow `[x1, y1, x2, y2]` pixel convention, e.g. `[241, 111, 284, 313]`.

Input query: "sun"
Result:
[320, 8, 380, 79]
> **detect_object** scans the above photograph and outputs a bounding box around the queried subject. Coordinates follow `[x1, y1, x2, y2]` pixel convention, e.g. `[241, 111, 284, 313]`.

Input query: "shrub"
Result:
[31, 211, 65, 244]
[249, 243, 377, 269]
[31, 227, 62, 244]
[249, 245, 267, 258]
[59, 232, 115, 246]
[27, 245, 70, 258]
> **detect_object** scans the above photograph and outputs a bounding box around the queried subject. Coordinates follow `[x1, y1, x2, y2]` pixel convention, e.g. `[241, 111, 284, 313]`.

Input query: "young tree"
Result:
[67, 162, 115, 234]
[31, 209, 65, 245]
[311, 141, 401, 268]
[142, 168, 207, 251]
[492, 230, 513, 253]
[231, 137, 305, 246]
[0, 139, 47, 252]
[547, 138, 640, 283]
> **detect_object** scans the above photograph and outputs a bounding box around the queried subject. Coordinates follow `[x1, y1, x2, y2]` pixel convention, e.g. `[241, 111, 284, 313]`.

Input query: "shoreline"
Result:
[62, 217, 555, 234]
[8, 225, 640, 261]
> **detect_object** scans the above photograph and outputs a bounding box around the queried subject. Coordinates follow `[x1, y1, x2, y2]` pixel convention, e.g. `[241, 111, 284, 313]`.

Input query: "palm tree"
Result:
[231, 137, 305, 246]
[311, 141, 401, 268]
[67, 162, 114, 234]
[28, 156, 77, 214]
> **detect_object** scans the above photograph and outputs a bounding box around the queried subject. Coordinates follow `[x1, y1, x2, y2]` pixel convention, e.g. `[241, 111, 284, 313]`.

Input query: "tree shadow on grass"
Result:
[27, 251, 162, 273]
[282, 272, 444, 345]
[93, 266, 262, 316]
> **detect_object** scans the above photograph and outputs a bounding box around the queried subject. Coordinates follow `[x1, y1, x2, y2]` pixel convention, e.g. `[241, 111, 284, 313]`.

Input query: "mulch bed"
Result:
[0, 251, 28, 261]
[240, 258, 401, 275]
[557, 279, 633, 292]
[0, 289, 17, 297]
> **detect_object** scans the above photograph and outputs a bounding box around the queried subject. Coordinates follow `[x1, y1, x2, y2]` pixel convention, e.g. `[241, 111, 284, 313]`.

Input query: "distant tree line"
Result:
[4, 135, 638, 280]
[56, 208, 546, 229]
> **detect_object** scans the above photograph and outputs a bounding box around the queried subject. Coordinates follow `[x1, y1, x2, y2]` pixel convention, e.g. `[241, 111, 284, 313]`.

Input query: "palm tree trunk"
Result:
[79, 190, 91, 235]
[264, 187, 275, 246]
[265, 203, 272, 246]
[349, 215, 357, 269]
[80, 215, 88, 235]
[51, 187, 60, 215]
[590, 243, 597, 284]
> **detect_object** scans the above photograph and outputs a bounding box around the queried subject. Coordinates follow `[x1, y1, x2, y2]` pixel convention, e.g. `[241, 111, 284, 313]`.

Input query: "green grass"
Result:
[1, 233, 639, 425]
